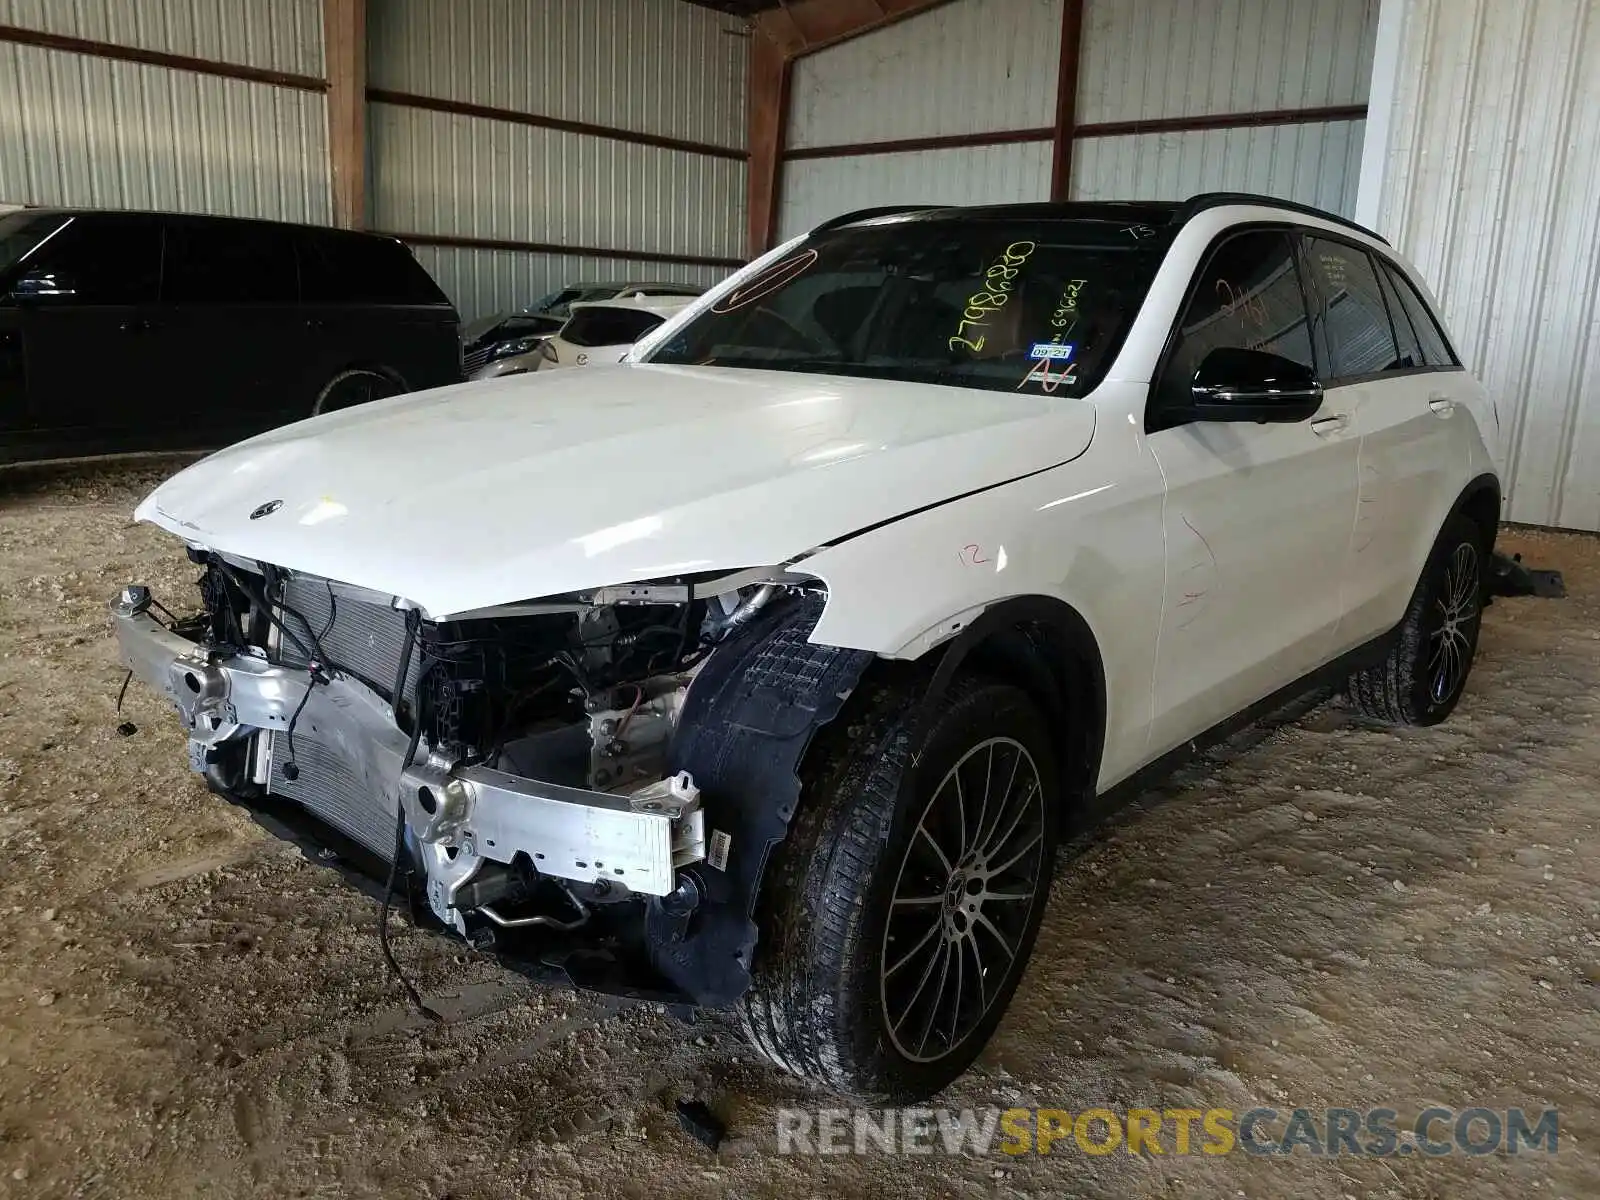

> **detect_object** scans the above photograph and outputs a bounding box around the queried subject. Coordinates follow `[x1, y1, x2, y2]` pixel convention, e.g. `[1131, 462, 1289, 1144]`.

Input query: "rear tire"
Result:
[312, 368, 404, 415]
[1346, 512, 1487, 726]
[738, 674, 1061, 1100]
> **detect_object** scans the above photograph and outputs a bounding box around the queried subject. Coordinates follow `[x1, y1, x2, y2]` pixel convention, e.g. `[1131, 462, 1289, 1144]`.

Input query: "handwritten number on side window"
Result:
[1215, 277, 1268, 331]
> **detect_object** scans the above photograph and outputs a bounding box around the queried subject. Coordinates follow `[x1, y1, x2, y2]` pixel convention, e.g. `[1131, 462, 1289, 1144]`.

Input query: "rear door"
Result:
[1302, 237, 1468, 646]
[10, 213, 167, 454]
[158, 216, 305, 440]
[1145, 228, 1361, 755]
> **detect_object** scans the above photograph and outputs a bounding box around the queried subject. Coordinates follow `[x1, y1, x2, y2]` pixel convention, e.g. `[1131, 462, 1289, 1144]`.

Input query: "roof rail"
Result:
[802, 195, 1390, 245]
[809, 205, 953, 235]
[1180, 192, 1390, 244]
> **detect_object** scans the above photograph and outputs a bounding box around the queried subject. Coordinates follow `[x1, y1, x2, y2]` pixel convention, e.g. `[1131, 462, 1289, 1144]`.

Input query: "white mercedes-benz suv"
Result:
[113, 193, 1500, 1100]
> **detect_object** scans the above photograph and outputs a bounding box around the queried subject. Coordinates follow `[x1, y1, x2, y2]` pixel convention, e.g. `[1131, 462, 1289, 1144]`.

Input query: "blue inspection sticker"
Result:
[1028, 342, 1075, 361]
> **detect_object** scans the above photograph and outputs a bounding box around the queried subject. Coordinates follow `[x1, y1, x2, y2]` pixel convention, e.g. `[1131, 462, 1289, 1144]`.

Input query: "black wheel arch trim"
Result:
[917, 594, 1108, 818]
[647, 591, 1110, 1005]
[1447, 472, 1502, 546]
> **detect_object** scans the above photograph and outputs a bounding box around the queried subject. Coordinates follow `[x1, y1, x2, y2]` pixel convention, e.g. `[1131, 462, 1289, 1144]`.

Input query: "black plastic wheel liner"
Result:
[655, 594, 874, 1007]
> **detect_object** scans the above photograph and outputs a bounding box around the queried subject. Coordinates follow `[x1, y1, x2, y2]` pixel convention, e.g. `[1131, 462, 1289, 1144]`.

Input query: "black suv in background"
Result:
[0, 209, 461, 465]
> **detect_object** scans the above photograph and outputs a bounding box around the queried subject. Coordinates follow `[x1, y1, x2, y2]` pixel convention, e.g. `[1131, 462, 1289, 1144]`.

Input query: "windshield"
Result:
[646, 218, 1169, 397]
[0, 212, 68, 275]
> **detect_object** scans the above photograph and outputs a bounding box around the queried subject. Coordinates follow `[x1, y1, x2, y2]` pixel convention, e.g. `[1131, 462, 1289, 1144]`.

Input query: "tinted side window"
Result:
[163, 219, 296, 304]
[1305, 238, 1401, 378]
[13, 214, 161, 305]
[562, 308, 665, 347]
[297, 230, 449, 305]
[1374, 264, 1424, 369]
[1381, 261, 1457, 367]
[1156, 230, 1315, 413]
[0, 213, 71, 275]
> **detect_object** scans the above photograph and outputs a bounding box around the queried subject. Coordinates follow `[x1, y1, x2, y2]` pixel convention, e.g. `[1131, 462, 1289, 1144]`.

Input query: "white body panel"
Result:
[541, 339, 633, 370]
[1143, 398, 1359, 762]
[137, 365, 1095, 622]
[544, 296, 694, 371]
[135, 203, 1500, 794]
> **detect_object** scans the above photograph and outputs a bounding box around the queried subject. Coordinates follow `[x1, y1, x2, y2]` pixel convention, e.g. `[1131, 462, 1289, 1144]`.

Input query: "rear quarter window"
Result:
[298, 230, 450, 306]
[562, 308, 666, 347]
[1380, 260, 1459, 367]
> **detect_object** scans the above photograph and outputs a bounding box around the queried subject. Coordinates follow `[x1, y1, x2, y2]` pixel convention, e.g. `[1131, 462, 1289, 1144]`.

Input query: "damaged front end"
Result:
[112, 557, 871, 1006]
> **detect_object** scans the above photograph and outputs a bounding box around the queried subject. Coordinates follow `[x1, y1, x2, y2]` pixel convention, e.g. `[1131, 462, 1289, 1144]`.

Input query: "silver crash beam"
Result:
[110, 586, 702, 912]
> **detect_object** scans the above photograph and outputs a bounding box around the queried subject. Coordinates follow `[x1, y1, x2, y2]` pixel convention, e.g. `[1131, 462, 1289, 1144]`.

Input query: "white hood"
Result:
[138, 364, 1096, 618]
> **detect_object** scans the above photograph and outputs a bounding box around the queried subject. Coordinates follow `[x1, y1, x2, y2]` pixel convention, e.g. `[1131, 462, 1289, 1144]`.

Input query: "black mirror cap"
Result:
[6, 268, 70, 304]
[1190, 346, 1323, 423]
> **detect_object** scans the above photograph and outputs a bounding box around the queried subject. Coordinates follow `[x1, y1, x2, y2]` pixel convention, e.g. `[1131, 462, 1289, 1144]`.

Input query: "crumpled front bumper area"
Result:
[110, 585, 698, 932]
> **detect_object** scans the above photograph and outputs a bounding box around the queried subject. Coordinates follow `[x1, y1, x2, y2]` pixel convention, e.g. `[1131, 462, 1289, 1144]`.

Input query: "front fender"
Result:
[797, 425, 1167, 789]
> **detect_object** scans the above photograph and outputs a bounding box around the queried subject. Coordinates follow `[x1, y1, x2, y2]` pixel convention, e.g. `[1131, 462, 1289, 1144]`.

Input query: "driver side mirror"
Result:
[1190, 347, 1323, 423]
[7, 267, 75, 302]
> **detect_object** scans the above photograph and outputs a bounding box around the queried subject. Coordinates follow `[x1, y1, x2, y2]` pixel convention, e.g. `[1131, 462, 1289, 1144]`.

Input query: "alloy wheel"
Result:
[1426, 541, 1481, 703]
[880, 736, 1046, 1063]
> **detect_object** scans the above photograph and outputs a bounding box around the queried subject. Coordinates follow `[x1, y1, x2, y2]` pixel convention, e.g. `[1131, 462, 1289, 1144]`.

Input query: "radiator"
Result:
[266, 573, 420, 860]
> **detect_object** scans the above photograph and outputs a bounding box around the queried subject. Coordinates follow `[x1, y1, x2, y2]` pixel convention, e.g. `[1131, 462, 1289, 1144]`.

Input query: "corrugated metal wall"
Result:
[0, 0, 329, 222]
[779, 0, 1378, 235]
[408, 246, 728, 329]
[0, 0, 323, 76]
[787, 0, 1063, 148]
[1361, 0, 1600, 531]
[1069, 119, 1366, 212]
[1072, 0, 1376, 207]
[367, 0, 743, 149]
[1078, 0, 1373, 124]
[780, 144, 1052, 241]
[368, 0, 747, 321]
[369, 104, 743, 266]
[779, 0, 1062, 237]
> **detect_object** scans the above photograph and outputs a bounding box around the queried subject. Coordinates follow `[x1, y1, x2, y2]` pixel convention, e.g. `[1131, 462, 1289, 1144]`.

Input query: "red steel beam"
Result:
[1050, 0, 1086, 201]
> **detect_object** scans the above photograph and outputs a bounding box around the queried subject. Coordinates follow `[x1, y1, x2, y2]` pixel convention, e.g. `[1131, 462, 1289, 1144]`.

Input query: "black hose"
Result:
[401, 659, 435, 769]
[380, 808, 442, 1023]
[213, 561, 319, 663]
[393, 608, 419, 710]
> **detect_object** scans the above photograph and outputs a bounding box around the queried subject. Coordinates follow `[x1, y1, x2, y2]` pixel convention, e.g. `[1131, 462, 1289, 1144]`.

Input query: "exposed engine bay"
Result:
[114, 552, 872, 1005]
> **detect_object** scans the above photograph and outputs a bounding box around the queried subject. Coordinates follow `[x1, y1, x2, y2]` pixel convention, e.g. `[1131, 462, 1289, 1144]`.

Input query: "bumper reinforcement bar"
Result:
[111, 585, 698, 905]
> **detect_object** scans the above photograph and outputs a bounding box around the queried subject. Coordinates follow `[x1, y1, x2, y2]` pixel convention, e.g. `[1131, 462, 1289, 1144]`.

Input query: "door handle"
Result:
[1428, 393, 1457, 416]
[1310, 414, 1349, 436]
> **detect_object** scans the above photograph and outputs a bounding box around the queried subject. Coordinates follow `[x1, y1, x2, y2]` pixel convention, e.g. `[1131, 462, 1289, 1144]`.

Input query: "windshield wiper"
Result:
[699, 354, 848, 372]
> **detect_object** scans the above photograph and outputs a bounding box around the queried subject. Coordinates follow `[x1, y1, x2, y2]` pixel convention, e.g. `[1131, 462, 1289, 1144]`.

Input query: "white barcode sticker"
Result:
[707, 829, 732, 872]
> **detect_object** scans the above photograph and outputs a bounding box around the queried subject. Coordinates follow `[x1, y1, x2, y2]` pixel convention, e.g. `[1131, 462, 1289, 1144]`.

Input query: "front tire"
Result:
[1347, 512, 1487, 726]
[739, 674, 1061, 1100]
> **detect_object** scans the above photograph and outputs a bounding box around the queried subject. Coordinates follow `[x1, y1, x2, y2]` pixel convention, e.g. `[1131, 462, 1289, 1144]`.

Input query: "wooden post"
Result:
[747, 0, 953, 258]
[1049, 0, 1085, 201]
[324, 0, 367, 229]
[746, 31, 791, 258]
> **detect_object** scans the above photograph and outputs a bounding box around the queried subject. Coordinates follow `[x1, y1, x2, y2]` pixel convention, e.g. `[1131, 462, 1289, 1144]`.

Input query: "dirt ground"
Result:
[0, 460, 1597, 1200]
